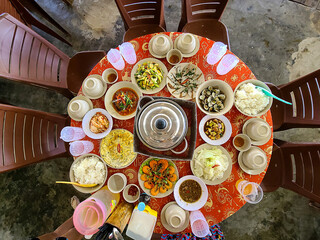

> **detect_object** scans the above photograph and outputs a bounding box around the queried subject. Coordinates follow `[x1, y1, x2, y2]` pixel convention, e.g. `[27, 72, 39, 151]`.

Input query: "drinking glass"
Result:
[236, 179, 264, 204]
[60, 127, 86, 142]
[216, 54, 239, 75]
[69, 141, 94, 156]
[107, 49, 125, 70]
[119, 42, 137, 64]
[206, 42, 227, 65]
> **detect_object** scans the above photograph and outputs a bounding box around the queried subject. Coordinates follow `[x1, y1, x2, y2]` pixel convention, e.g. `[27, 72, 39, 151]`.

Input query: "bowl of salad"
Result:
[131, 58, 168, 94]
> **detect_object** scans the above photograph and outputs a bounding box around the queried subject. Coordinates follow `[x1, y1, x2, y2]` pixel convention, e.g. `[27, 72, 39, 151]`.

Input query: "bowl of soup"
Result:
[105, 81, 143, 120]
[173, 175, 208, 211]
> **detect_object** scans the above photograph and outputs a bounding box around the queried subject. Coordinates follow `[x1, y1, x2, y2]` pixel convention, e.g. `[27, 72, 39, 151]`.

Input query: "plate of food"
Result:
[100, 129, 137, 169]
[105, 81, 142, 120]
[138, 158, 179, 198]
[131, 58, 168, 94]
[166, 63, 205, 100]
[173, 175, 208, 211]
[82, 108, 113, 139]
[190, 143, 232, 185]
[199, 115, 232, 145]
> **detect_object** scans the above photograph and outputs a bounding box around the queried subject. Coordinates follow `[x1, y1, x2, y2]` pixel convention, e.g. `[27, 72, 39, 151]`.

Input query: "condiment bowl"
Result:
[173, 175, 208, 211]
[123, 184, 140, 203]
[196, 79, 234, 116]
[234, 79, 273, 117]
[69, 154, 108, 194]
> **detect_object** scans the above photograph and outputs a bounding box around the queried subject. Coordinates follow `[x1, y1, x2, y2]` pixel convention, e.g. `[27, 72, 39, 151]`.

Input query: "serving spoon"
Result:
[255, 86, 292, 105]
[55, 181, 97, 187]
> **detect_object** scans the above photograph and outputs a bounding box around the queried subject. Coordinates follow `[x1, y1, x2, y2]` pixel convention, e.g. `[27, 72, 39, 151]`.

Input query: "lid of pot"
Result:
[137, 100, 187, 150]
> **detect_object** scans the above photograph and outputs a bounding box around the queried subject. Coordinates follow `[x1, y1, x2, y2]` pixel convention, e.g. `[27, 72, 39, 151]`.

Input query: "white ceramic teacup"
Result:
[69, 100, 90, 119]
[83, 77, 104, 97]
[178, 34, 196, 54]
[107, 173, 127, 193]
[152, 35, 170, 55]
[166, 49, 183, 65]
[102, 68, 118, 84]
[242, 147, 267, 170]
[165, 204, 186, 228]
[246, 120, 271, 141]
[233, 134, 251, 152]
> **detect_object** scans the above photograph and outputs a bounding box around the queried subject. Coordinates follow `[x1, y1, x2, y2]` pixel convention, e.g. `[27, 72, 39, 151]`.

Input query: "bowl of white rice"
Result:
[70, 154, 108, 193]
[234, 79, 273, 117]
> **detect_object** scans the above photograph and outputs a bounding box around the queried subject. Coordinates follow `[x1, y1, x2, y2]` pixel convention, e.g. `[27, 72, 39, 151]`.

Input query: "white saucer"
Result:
[67, 95, 93, 121]
[238, 148, 268, 175]
[160, 201, 190, 233]
[242, 118, 272, 146]
[82, 74, 107, 99]
[174, 34, 200, 58]
[148, 34, 173, 58]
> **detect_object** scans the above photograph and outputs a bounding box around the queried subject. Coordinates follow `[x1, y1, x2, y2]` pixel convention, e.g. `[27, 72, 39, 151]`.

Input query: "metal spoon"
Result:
[255, 86, 292, 105]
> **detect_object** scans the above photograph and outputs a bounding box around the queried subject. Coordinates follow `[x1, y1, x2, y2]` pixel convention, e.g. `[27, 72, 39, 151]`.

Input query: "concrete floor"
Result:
[0, 0, 320, 239]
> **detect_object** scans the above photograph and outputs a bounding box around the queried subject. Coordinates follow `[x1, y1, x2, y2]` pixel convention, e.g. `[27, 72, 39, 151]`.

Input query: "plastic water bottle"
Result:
[119, 42, 137, 65]
[107, 49, 125, 70]
[69, 141, 94, 156]
[206, 42, 227, 65]
[216, 54, 239, 75]
[60, 127, 86, 142]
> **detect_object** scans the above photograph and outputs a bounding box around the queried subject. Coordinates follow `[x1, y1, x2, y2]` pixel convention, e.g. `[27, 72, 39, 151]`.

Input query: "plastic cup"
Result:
[60, 127, 86, 142]
[107, 49, 125, 70]
[189, 210, 211, 238]
[119, 42, 137, 64]
[69, 141, 94, 156]
[216, 54, 239, 75]
[236, 180, 264, 204]
[207, 42, 227, 65]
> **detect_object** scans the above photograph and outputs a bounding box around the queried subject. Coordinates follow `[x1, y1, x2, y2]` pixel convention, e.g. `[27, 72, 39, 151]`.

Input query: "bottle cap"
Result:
[138, 202, 146, 211]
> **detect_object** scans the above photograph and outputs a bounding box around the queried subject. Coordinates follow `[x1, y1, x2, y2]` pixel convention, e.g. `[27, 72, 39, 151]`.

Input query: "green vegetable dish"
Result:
[134, 62, 164, 90]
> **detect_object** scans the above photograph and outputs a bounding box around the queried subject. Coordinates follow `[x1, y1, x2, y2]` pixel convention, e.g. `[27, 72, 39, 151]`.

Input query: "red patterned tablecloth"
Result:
[71, 32, 273, 234]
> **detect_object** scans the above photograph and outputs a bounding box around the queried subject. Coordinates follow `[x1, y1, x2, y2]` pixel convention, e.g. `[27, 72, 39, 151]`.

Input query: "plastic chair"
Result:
[261, 139, 320, 204]
[114, 0, 166, 42]
[0, 103, 70, 173]
[37, 217, 83, 240]
[1, 0, 71, 46]
[178, 0, 230, 49]
[0, 13, 106, 99]
[266, 68, 320, 131]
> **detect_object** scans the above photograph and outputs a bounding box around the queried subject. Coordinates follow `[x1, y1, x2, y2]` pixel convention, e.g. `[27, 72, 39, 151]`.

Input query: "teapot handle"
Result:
[171, 138, 188, 155]
[138, 96, 154, 111]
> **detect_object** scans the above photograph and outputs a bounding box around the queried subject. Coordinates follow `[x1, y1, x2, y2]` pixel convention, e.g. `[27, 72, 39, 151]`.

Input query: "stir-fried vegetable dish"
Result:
[134, 62, 163, 90]
[112, 88, 138, 116]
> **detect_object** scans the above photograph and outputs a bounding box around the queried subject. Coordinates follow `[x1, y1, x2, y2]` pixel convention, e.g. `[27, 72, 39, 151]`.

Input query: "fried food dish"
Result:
[140, 158, 177, 196]
[90, 112, 109, 133]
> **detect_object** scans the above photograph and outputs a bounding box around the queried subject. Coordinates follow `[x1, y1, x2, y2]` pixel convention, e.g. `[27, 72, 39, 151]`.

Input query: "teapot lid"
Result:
[137, 100, 187, 150]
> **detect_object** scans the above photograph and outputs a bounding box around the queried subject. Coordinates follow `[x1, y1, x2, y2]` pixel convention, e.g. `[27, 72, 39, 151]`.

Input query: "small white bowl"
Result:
[199, 115, 232, 145]
[82, 108, 113, 139]
[102, 68, 118, 84]
[123, 184, 140, 203]
[69, 154, 108, 194]
[107, 173, 127, 193]
[196, 79, 234, 116]
[234, 79, 273, 117]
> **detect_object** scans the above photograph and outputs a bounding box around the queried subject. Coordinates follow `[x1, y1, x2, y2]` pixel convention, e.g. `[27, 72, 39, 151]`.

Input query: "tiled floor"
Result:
[0, 0, 320, 239]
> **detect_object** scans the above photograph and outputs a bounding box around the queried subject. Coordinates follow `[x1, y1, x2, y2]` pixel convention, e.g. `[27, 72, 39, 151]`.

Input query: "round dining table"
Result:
[71, 32, 273, 235]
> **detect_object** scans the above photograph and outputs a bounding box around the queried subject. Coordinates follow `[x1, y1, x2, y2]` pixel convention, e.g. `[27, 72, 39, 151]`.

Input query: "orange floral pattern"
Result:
[71, 32, 273, 234]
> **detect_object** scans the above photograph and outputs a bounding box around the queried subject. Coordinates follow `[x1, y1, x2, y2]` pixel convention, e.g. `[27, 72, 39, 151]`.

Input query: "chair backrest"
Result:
[0, 103, 69, 173]
[267, 68, 320, 131]
[262, 139, 320, 203]
[38, 217, 83, 240]
[0, 0, 26, 24]
[185, 0, 229, 22]
[114, 0, 165, 30]
[0, 13, 72, 97]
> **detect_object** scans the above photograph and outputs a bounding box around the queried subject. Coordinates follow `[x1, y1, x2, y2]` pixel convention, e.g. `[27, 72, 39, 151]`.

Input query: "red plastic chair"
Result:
[0, 13, 106, 99]
[37, 217, 83, 240]
[0, 103, 70, 173]
[261, 139, 320, 204]
[114, 0, 166, 42]
[266, 68, 320, 131]
[178, 0, 230, 49]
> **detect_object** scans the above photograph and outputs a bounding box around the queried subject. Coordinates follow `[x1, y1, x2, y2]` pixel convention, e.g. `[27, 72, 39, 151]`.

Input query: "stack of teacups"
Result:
[238, 146, 267, 175]
[176, 33, 197, 55]
[164, 203, 187, 230]
[150, 34, 172, 57]
[82, 76, 107, 99]
[67, 96, 93, 121]
[244, 119, 271, 144]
